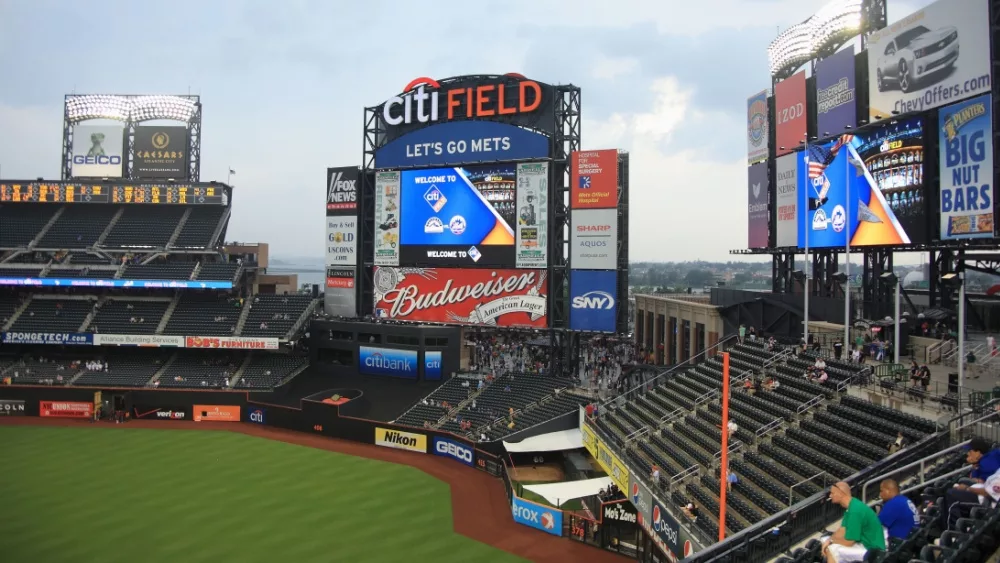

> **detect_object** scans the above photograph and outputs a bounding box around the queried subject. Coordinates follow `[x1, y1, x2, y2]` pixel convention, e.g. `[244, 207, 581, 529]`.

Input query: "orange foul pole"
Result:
[718, 352, 731, 542]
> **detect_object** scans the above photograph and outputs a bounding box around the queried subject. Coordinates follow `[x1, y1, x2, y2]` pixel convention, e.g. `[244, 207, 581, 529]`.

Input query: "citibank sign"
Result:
[382, 75, 545, 127]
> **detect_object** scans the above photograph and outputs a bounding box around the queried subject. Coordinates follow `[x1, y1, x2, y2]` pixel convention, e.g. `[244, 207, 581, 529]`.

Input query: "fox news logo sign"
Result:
[327, 167, 359, 214]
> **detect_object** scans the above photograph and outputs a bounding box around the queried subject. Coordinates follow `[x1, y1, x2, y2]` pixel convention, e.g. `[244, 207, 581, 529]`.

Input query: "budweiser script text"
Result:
[381, 272, 540, 318]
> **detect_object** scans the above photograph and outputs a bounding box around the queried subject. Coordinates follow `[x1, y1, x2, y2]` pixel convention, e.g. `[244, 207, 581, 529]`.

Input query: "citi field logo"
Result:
[382, 74, 543, 126]
[249, 409, 266, 424]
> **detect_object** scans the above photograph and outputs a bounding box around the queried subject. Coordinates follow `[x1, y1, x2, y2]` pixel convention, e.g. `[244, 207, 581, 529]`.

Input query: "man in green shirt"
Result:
[823, 481, 886, 562]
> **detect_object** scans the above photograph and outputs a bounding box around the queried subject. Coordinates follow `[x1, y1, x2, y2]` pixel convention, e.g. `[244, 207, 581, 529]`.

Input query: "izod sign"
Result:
[383, 76, 544, 126]
[774, 71, 807, 157]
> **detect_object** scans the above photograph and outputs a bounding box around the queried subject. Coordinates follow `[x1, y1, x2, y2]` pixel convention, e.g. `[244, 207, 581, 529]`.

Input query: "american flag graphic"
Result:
[579, 176, 592, 189]
[806, 134, 855, 179]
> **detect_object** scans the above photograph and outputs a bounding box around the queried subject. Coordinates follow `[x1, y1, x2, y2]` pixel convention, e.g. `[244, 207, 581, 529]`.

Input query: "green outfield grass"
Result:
[0, 426, 526, 563]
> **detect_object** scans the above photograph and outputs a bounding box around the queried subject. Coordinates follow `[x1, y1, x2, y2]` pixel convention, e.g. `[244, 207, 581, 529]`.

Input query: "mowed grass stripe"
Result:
[0, 427, 527, 563]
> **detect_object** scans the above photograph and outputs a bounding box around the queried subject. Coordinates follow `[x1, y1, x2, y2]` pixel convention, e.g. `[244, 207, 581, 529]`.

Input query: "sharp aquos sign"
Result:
[373, 267, 547, 328]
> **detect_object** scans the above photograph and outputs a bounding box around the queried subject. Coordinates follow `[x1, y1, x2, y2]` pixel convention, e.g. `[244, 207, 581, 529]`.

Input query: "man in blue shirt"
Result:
[877, 479, 918, 540]
[941, 437, 1000, 530]
[967, 437, 1000, 482]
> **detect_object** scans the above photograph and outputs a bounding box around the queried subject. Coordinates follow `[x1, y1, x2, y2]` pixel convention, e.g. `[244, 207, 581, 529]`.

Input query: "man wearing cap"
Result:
[940, 437, 999, 530]
[823, 481, 885, 562]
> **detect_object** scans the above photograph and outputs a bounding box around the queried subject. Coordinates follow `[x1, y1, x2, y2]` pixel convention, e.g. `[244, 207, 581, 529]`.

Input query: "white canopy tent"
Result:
[522, 477, 613, 507]
[503, 428, 583, 453]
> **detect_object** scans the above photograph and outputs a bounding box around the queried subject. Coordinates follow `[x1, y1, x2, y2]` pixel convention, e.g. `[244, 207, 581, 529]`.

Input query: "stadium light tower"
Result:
[767, 0, 863, 76]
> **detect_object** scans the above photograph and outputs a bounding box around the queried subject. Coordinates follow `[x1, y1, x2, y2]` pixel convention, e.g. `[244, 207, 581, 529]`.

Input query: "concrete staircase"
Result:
[155, 293, 181, 335]
[28, 206, 66, 249]
[2, 297, 34, 331]
[94, 207, 125, 247]
[234, 297, 253, 335]
[146, 353, 179, 386]
[165, 208, 193, 249]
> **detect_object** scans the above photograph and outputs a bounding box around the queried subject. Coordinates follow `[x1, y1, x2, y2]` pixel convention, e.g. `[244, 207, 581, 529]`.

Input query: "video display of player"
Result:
[399, 164, 516, 267]
[797, 117, 926, 248]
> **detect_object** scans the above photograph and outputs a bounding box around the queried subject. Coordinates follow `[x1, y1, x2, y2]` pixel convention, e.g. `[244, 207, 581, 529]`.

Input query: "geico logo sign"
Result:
[435, 440, 472, 462]
[604, 504, 637, 523]
[512, 504, 557, 530]
[249, 410, 265, 423]
[155, 411, 184, 419]
[73, 155, 122, 165]
[572, 291, 615, 310]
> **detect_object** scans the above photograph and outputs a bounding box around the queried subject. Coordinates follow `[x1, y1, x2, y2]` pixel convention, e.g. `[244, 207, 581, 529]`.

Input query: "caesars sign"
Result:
[373, 267, 548, 328]
[72, 124, 124, 178]
[867, 0, 991, 121]
[133, 126, 188, 179]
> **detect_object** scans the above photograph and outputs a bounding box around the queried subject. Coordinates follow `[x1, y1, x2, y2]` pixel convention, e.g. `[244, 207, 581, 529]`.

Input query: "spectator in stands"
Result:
[964, 437, 1000, 484]
[727, 420, 738, 441]
[651, 465, 660, 484]
[876, 479, 918, 541]
[766, 336, 776, 352]
[738, 325, 746, 344]
[822, 481, 885, 562]
[814, 357, 827, 371]
[833, 338, 844, 360]
[887, 432, 907, 454]
[726, 468, 738, 492]
[748, 326, 757, 343]
[763, 376, 779, 391]
[681, 501, 699, 521]
[941, 439, 1000, 529]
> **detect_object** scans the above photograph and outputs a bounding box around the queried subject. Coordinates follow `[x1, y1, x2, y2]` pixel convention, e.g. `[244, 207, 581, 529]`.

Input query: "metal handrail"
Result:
[755, 417, 785, 440]
[796, 394, 825, 415]
[658, 406, 686, 425]
[789, 471, 831, 507]
[892, 466, 973, 503]
[860, 439, 971, 503]
[671, 464, 700, 484]
[715, 440, 744, 459]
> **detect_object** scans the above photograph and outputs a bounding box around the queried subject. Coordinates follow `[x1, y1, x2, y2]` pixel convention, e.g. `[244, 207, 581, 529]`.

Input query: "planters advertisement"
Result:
[938, 94, 994, 239]
[373, 267, 548, 328]
[359, 346, 419, 378]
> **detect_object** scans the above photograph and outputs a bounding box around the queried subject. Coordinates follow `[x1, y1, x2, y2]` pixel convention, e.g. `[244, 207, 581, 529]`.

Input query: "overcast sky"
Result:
[0, 0, 934, 262]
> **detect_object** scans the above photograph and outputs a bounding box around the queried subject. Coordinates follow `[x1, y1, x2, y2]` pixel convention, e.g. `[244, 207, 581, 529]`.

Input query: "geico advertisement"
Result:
[373, 267, 548, 328]
[569, 270, 617, 333]
[938, 94, 994, 239]
[571, 208, 618, 270]
[867, 0, 991, 121]
[511, 496, 562, 536]
[71, 125, 124, 178]
[432, 437, 474, 466]
[374, 427, 427, 453]
[375, 120, 549, 169]
[359, 346, 418, 378]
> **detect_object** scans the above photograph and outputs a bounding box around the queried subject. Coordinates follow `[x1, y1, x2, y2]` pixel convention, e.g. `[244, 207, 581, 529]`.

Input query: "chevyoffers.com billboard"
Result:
[71, 124, 124, 178]
[515, 162, 549, 268]
[373, 267, 547, 327]
[133, 126, 188, 179]
[938, 94, 994, 239]
[867, 0, 992, 121]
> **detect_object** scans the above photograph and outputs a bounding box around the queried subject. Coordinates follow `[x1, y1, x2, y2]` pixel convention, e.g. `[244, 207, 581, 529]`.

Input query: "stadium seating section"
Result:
[241, 294, 314, 338]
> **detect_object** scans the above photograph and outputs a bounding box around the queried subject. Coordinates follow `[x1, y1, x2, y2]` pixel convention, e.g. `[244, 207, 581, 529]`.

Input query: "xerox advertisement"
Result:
[399, 164, 516, 267]
[797, 118, 927, 248]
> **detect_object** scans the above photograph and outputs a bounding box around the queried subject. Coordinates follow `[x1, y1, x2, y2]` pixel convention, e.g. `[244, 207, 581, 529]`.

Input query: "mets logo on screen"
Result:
[748, 99, 767, 144]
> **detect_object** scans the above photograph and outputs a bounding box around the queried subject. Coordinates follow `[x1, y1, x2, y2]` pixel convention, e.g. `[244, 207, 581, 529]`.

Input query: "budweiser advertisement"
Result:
[184, 336, 279, 350]
[40, 401, 93, 418]
[373, 267, 548, 327]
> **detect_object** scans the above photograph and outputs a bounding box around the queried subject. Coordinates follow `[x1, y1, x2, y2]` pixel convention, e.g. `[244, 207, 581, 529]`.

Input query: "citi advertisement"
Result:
[248, 407, 267, 425]
[424, 350, 443, 380]
[373, 267, 548, 328]
[570, 270, 618, 333]
[374, 171, 401, 266]
[399, 164, 515, 267]
[432, 437, 474, 466]
[515, 162, 549, 268]
[511, 496, 562, 536]
[867, 0, 992, 122]
[326, 166, 359, 215]
[774, 72, 807, 157]
[938, 94, 994, 239]
[747, 163, 769, 248]
[326, 216, 357, 265]
[775, 154, 799, 247]
[375, 120, 550, 169]
[797, 118, 927, 248]
[571, 150, 618, 209]
[359, 346, 419, 378]
[71, 124, 124, 178]
[815, 47, 857, 135]
[571, 208, 618, 270]
[133, 126, 188, 179]
[747, 90, 770, 165]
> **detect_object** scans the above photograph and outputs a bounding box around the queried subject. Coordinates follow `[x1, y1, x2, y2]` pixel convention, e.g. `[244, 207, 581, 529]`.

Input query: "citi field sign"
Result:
[374, 74, 557, 143]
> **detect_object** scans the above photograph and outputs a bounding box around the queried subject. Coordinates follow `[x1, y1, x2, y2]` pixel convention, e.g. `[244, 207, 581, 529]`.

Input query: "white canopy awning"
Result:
[523, 477, 613, 507]
[504, 428, 583, 453]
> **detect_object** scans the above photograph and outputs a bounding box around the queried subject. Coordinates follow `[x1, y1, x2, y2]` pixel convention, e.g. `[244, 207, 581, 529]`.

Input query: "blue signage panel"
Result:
[938, 94, 994, 240]
[358, 346, 418, 378]
[247, 407, 267, 425]
[375, 120, 550, 169]
[511, 496, 563, 536]
[432, 437, 474, 466]
[1, 332, 93, 345]
[0, 277, 232, 289]
[569, 270, 618, 333]
[424, 350, 443, 380]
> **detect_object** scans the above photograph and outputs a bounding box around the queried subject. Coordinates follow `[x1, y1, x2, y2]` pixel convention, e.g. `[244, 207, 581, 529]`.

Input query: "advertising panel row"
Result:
[372, 267, 548, 328]
[0, 333, 280, 349]
[326, 215, 358, 266]
[867, 0, 991, 122]
[0, 277, 233, 289]
[325, 267, 357, 317]
[324, 166, 360, 317]
[359, 346, 418, 379]
[432, 436, 474, 466]
[133, 126, 189, 179]
[815, 46, 857, 136]
[596, 440, 630, 493]
[374, 171, 401, 266]
[571, 150, 618, 209]
[193, 405, 241, 422]
[132, 405, 189, 420]
[569, 270, 618, 333]
[326, 166, 359, 215]
[72, 125, 125, 178]
[515, 162, 549, 269]
[511, 495, 563, 537]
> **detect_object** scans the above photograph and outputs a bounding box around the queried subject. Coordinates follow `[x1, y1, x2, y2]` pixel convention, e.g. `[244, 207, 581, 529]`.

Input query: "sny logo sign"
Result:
[571, 291, 615, 310]
[248, 408, 266, 424]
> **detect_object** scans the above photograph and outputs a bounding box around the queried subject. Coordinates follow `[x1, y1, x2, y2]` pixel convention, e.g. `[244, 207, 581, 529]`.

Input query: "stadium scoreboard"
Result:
[0, 182, 225, 205]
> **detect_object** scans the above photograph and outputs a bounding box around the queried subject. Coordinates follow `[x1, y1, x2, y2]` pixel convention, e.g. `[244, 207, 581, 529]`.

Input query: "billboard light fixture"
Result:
[66, 95, 198, 123]
[768, 0, 863, 75]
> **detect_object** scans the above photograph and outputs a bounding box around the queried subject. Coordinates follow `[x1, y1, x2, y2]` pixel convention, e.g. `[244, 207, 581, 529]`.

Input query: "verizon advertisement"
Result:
[327, 166, 359, 215]
[774, 72, 807, 156]
[571, 208, 618, 270]
[373, 267, 548, 327]
[326, 216, 358, 266]
[775, 154, 799, 247]
[571, 150, 618, 209]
